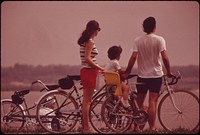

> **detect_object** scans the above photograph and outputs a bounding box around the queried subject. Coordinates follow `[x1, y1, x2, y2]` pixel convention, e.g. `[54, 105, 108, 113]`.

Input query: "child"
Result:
[104, 45, 131, 109]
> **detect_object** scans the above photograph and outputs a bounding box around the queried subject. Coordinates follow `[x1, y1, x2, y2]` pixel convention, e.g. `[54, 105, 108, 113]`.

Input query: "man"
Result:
[124, 16, 173, 131]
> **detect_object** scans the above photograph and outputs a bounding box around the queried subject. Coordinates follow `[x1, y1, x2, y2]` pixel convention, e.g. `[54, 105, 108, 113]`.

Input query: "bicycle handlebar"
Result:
[163, 71, 182, 85]
[31, 80, 50, 92]
[126, 71, 181, 86]
[126, 74, 138, 80]
[31, 75, 81, 92]
[31, 71, 181, 93]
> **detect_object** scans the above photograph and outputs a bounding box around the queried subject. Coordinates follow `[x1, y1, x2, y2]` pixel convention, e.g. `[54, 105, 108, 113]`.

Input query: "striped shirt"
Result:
[80, 38, 99, 68]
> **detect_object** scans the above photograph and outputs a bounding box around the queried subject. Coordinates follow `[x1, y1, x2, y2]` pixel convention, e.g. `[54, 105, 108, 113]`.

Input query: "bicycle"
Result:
[36, 74, 114, 134]
[89, 72, 137, 134]
[1, 79, 61, 133]
[101, 71, 199, 133]
[35, 72, 136, 134]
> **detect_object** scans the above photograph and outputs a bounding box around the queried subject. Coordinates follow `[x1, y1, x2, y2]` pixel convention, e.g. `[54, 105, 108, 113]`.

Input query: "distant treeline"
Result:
[1, 63, 199, 91]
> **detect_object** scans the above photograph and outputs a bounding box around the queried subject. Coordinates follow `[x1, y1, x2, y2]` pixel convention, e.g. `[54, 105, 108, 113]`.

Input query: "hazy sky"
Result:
[1, 1, 199, 68]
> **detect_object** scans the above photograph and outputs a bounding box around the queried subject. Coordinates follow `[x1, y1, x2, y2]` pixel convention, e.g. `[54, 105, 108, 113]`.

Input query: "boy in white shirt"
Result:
[105, 45, 131, 109]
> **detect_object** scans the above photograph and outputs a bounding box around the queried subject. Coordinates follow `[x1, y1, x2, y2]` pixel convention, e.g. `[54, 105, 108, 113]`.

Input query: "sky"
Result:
[1, 1, 199, 68]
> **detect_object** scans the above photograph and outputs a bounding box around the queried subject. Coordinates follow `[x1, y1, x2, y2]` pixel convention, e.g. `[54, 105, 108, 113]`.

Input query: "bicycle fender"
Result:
[35, 90, 68, 105]
[1, 99, 26, 115]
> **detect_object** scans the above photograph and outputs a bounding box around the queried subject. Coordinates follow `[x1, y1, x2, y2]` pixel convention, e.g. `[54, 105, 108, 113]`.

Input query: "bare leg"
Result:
[148, 92, 159, 131]
[121, 82, 129, 101]
[134, 93, 147, 131]
[82, 88, 95, 132]
[136, 93, 147, 108]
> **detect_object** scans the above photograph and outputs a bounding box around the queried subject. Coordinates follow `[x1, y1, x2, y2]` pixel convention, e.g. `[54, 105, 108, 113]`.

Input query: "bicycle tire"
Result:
[158, 90, 199, 132]
[89, 91, 114, 134]
[36, 90, 79, 134]
[1, 100, 25, 132]
[101, 95, 133, 133]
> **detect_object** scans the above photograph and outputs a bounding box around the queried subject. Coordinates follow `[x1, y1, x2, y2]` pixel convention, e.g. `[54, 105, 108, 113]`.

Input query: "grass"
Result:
[126, 128, 199, 134]
[1, 126, 199, 134]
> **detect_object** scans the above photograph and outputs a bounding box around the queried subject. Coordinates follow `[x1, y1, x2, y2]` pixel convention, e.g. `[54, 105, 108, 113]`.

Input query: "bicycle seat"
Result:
[103, 72, 122, 96]
[15, 89, 30, 96]
[58, 76, 74, 89]
[11, 89, 30, 104]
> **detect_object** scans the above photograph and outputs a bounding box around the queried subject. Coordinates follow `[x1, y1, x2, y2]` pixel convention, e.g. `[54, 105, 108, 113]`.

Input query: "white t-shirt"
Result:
[132, 33, 166, 78]
[104, 59, 121, 72]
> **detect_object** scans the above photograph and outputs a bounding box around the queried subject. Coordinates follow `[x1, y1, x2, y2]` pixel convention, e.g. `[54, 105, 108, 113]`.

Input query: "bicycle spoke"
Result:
[158, 90, 199, 132]
[101, 95, 133, 133]
[89, 92, 114, 134]
[1, 101, 25, 132]
[36, 91, 79, 134]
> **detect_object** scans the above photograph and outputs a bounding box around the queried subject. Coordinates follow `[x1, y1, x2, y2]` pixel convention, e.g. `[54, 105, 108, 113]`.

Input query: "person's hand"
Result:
[99, 67, 104, 73]
[121, 72, 128, 80]
[166, 72, 175, 78]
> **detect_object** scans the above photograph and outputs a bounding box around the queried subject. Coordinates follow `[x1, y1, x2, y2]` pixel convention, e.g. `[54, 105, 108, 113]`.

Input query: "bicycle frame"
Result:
[36, 78, 109, 123]
[1, 97, 39, 128]
[35, 75, 114, 134]
[1, 80, 59, 131]
[162, 77, 182, 113]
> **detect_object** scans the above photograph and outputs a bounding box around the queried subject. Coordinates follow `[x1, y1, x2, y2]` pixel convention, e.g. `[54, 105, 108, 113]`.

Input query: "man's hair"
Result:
[107, 46, 122, 60]
[143, 17, 156, 34]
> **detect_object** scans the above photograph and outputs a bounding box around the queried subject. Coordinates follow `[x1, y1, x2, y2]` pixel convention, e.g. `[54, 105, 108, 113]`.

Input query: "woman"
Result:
[77, 20, 104, 133]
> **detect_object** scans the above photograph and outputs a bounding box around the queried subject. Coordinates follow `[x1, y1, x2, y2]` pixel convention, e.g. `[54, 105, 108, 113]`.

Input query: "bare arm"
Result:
[161, 50, 173, 77]
[84, 41, 104, 71]
[118, 69, 125, 75]
[125, 52, 138, 74]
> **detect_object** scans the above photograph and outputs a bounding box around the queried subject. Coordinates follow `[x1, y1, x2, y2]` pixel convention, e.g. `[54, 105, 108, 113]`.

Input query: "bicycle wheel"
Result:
[101, 95, 133, 133]
[1, 100, 25, 132]
[36, 90, 79, 134]
[158, 90, 199, 132]
[89, 92, 114, 134]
